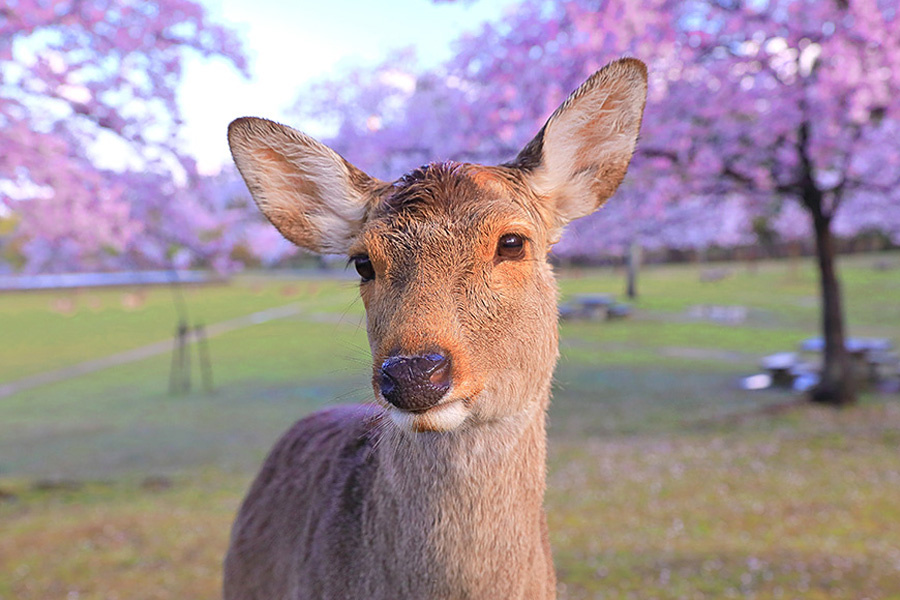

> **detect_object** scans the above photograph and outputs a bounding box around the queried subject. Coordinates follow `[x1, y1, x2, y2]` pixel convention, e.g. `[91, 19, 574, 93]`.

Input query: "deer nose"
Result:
[379, 353, 452, 412]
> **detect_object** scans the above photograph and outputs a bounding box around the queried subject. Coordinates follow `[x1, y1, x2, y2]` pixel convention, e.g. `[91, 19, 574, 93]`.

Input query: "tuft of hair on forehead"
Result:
[391, 162, 462, 189]
[370, 161, 555, 238]
[376, 161, 477, 215]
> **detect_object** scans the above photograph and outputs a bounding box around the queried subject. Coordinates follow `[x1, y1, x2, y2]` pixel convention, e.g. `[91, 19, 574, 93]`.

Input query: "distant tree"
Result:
[637, 0, 900, 405]
[301, 0, 900, 405]
[0, 0, 247, 272]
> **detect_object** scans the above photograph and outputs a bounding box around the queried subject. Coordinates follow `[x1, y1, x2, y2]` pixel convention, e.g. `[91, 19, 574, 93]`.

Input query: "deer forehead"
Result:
[356, 162, 549, 260]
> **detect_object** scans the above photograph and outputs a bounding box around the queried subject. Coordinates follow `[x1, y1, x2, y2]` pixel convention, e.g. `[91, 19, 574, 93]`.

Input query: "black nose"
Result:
[379, 353, 452, 412]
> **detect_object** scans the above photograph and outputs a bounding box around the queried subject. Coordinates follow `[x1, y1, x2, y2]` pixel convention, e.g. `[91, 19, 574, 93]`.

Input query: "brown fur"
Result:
[224, 58, 647, 600]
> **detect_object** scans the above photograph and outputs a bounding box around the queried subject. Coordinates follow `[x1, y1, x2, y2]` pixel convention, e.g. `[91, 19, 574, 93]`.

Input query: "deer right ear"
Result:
[510, 58, 648, 232]
[228, 117, 383, 254]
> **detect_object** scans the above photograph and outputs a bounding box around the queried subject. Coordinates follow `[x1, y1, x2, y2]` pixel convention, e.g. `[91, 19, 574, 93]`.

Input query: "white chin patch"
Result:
[388, 401, 469, 433]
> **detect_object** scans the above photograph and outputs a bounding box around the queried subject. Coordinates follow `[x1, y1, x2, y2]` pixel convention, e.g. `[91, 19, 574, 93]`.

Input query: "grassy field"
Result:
[1, 254, 899, 599]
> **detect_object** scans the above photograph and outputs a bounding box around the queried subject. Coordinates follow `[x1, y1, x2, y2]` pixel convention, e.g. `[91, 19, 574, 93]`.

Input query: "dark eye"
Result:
[352, 255, 375, 281]
[496, 234, 526, 261]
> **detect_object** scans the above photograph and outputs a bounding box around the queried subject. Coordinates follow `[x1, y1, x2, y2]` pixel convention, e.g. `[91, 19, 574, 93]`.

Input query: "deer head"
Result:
[228, 58, 647, 434]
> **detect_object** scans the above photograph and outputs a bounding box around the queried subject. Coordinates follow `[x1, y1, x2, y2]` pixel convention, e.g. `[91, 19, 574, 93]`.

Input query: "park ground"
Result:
[1, 254, 899, 599]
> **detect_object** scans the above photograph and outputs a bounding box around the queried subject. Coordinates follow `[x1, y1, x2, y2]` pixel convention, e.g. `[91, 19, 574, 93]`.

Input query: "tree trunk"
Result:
[796, 118, 856, 406]
[809, 210, 857, 406]
[625, 241, 641, 300]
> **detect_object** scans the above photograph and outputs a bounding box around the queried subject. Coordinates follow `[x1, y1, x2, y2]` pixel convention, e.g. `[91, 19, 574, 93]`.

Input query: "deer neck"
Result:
[370, 387, 551, 589]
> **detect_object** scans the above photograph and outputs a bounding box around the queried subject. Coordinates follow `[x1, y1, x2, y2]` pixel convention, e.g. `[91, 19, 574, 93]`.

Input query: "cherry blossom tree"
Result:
[641, 0, 900, 405]
[0, 0, 247, 272]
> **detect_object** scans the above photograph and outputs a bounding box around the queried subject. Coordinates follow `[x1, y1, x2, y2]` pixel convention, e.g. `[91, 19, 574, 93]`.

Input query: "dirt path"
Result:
[0, 303, 303, 399]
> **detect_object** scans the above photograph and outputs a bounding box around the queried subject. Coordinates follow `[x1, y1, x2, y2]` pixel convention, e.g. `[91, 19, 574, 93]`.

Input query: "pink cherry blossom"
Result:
[1, 0, 247, 272]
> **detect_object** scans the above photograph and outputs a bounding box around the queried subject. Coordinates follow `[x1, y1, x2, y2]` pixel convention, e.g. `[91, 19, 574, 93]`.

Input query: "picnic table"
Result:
[750, 337, 898, 393]
[760, 352, 804, 388]
[800, 337, 898, 383]
[559, 294, 631, 321]
[755, 351, 820, 391]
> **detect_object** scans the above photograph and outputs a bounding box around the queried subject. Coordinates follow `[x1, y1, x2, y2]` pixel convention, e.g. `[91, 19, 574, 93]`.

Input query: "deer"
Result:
[223, 57, 647, 600]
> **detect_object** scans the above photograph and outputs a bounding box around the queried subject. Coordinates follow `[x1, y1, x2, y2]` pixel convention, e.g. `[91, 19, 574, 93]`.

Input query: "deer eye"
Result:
[496, 234, 526, 261]
[351, 255, 375, 281]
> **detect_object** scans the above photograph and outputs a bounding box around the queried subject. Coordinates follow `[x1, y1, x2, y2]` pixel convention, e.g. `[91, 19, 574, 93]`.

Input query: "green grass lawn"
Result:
[0, 274, 361, 383]
[1, 254, 899, 599]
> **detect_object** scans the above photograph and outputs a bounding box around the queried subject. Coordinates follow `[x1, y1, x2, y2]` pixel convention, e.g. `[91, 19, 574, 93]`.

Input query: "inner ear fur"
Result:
[228, 117, 384, 254]
[509, 58, 648, 228]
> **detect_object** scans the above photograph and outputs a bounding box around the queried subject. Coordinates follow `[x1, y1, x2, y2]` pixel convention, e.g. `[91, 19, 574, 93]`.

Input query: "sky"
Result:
[179, 0, 512, 174]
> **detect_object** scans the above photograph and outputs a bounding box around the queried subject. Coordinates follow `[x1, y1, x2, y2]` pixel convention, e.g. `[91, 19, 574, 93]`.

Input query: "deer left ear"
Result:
[510, 58, 648, 229]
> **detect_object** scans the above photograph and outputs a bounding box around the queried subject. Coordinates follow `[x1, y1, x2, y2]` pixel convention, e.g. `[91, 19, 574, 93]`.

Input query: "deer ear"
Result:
[511, 58, 648, 229]
[228, 117, 383, 254]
